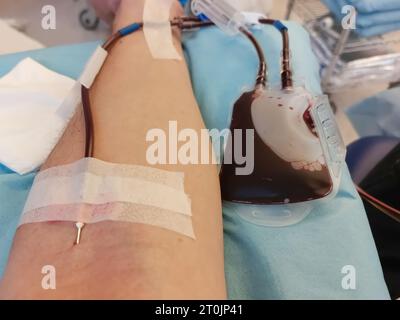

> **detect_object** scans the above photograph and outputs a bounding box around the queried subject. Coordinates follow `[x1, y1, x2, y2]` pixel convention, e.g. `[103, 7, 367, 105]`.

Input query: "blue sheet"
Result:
[347, 0, 400, 13]
[323, 0, 400, 37]
[0, 165, 35, 276]
[0, 23, 390, 299]
[347, 87, 400, 139]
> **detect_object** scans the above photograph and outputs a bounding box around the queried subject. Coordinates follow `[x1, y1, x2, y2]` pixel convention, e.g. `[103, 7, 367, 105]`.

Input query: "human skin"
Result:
[89, 0, 122, 25]
[0, 0, 226, 299]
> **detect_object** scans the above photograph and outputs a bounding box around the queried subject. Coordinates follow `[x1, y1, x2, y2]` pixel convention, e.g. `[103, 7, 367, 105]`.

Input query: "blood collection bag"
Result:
[220, 87, 346, 213]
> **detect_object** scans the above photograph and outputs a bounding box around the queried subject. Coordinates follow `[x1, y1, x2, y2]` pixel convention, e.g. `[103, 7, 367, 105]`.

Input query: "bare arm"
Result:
[0, 0, 226, 299]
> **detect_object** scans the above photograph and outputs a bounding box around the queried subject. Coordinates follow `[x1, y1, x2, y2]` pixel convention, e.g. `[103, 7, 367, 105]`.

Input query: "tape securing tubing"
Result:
[21, 202, 195, 238]
[143, 0, 182, 60]
[79, 46, 108, 89]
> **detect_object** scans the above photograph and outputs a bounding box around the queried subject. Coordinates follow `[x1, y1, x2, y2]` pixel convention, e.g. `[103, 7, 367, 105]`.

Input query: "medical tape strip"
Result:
[55, 46, 107, 120]
[35, 157, 184, 189]
[143, 0, 182, 60]
[21, 202, 195, 239]
[23, 172, 191, 215]
[78, 46, 108, 89]
[20, 157, 195, 238]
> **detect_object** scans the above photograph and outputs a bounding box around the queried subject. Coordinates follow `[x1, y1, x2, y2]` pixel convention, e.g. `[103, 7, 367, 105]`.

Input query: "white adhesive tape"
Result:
[143, 0, 182, 60]
[21, 202, 195, 239]
[35, 157, 185, 190]
[242, 12, 267, 27]
[24, 172, 192, 216]
[20, 158, 195, 238]
[79, 46, 108, 88]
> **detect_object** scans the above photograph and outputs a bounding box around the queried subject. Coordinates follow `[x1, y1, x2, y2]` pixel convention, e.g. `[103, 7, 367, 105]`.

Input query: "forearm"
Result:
[0, 0, 226, 299]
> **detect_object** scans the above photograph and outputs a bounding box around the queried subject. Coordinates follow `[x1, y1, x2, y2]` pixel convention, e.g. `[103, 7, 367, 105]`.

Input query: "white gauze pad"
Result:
[143, 0, 182, 60]
[20, 158, 194, 238]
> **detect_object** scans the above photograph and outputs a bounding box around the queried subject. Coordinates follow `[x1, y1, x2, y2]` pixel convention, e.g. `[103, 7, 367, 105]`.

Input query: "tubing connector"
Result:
[191, 0, 247, 35]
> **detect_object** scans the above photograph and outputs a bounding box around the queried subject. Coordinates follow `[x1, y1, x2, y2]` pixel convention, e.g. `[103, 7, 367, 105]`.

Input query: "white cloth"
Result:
[0, 57, 77, 174]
